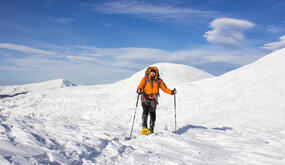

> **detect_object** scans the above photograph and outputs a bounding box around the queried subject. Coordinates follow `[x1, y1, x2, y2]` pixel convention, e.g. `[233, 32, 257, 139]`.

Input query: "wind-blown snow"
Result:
[0, 53, 285, 165]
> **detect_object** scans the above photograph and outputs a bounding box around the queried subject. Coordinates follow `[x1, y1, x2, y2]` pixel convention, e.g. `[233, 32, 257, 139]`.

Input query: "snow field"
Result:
[1, 51, 285, 164]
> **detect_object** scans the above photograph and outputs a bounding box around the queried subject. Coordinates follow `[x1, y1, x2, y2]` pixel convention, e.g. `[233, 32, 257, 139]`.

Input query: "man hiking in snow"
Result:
[137, 66, 176, 134]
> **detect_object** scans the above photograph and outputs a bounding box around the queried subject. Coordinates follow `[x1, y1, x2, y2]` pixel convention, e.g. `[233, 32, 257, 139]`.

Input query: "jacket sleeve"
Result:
[137, 77, 146, 90]
[159, 79, 172, 95]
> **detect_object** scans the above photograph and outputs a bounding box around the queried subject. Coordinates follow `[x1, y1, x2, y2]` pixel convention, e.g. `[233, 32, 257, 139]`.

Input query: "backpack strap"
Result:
[157, 78, 161, 88]
[157, 78, 161, 97]
[144, 76, 149, 86]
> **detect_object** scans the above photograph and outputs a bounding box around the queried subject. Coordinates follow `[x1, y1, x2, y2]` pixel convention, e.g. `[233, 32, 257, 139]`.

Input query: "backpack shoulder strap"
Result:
[144, 75, 148, 81]
[144, 76, 149, 83]
[157, 78, 162, 88]
[143, 76, 149, 89]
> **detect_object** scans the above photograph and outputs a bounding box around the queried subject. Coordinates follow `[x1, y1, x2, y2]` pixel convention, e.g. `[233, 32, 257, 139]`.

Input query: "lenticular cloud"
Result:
[204, 18, 255, 45]
[263, 35, 285, 51]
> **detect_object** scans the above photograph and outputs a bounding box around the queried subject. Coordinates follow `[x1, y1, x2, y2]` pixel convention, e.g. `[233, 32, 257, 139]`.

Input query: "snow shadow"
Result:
[177, 125, 233, 135]
[212, 127, 232, 131]
[0, 92, 28, 98]
[0, 114, 7, 121]
[31, 133, 46, 145]
[176, 124, 208, 135]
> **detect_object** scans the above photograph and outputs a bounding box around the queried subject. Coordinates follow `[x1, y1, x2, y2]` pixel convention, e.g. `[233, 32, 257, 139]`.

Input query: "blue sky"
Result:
[1, 0, 285, 85]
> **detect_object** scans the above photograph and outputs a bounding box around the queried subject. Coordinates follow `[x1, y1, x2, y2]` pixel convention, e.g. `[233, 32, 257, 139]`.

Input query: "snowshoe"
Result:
[141, 128, 151, 135]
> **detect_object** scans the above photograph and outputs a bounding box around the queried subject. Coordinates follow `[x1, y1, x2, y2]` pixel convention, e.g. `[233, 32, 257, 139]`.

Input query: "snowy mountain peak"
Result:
[0, 79, 75, 95]
[36, 79, 76, 89]
[126, 62, 214, 87]
[60, 79, 76, 88]
[150, 62, 214, 85]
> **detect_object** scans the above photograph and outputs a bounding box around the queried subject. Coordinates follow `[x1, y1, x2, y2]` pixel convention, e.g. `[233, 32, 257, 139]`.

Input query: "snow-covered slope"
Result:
[176, 48, 285, 129]
[1, 52, 285, 165]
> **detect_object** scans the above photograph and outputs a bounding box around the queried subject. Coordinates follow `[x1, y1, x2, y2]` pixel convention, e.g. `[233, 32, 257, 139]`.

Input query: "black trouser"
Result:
[141, 96, 157, 130]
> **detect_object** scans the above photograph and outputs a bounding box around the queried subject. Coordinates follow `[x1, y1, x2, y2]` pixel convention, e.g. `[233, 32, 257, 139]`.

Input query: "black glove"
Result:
[137, 88, 142, 94]
[171, 88, 176, 95]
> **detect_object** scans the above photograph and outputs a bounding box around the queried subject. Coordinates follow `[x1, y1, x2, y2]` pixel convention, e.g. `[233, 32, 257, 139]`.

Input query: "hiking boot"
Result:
[149, 126, 154, 133]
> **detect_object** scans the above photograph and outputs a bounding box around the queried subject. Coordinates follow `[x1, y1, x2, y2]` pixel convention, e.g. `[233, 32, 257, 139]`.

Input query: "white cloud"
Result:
[204, 18, 255, 45]
[70, 46, 265, 67]
[66, 56, 98, 62]
[1, 43, 265, 68]
[92, 1, 215, 22]
[263, 35, 285, 51]
[266, 25, 285, 34]
[0, 51, 11, 57]
[0, 43, 57, 56]
[11, 57, 65, 68]
[115, 48, 167, 60]
[75, 46, 167, 62]
[47, 17, 74, 24]
[0, 43, 267, 85]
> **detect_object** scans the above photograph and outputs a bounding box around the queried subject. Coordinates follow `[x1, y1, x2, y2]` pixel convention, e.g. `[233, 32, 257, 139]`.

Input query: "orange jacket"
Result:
[137, 66, 172, 95]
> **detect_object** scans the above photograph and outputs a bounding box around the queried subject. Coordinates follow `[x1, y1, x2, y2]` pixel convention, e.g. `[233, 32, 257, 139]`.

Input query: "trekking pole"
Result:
[173, 88, 177, 133]
[130, 93, 140, 139]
